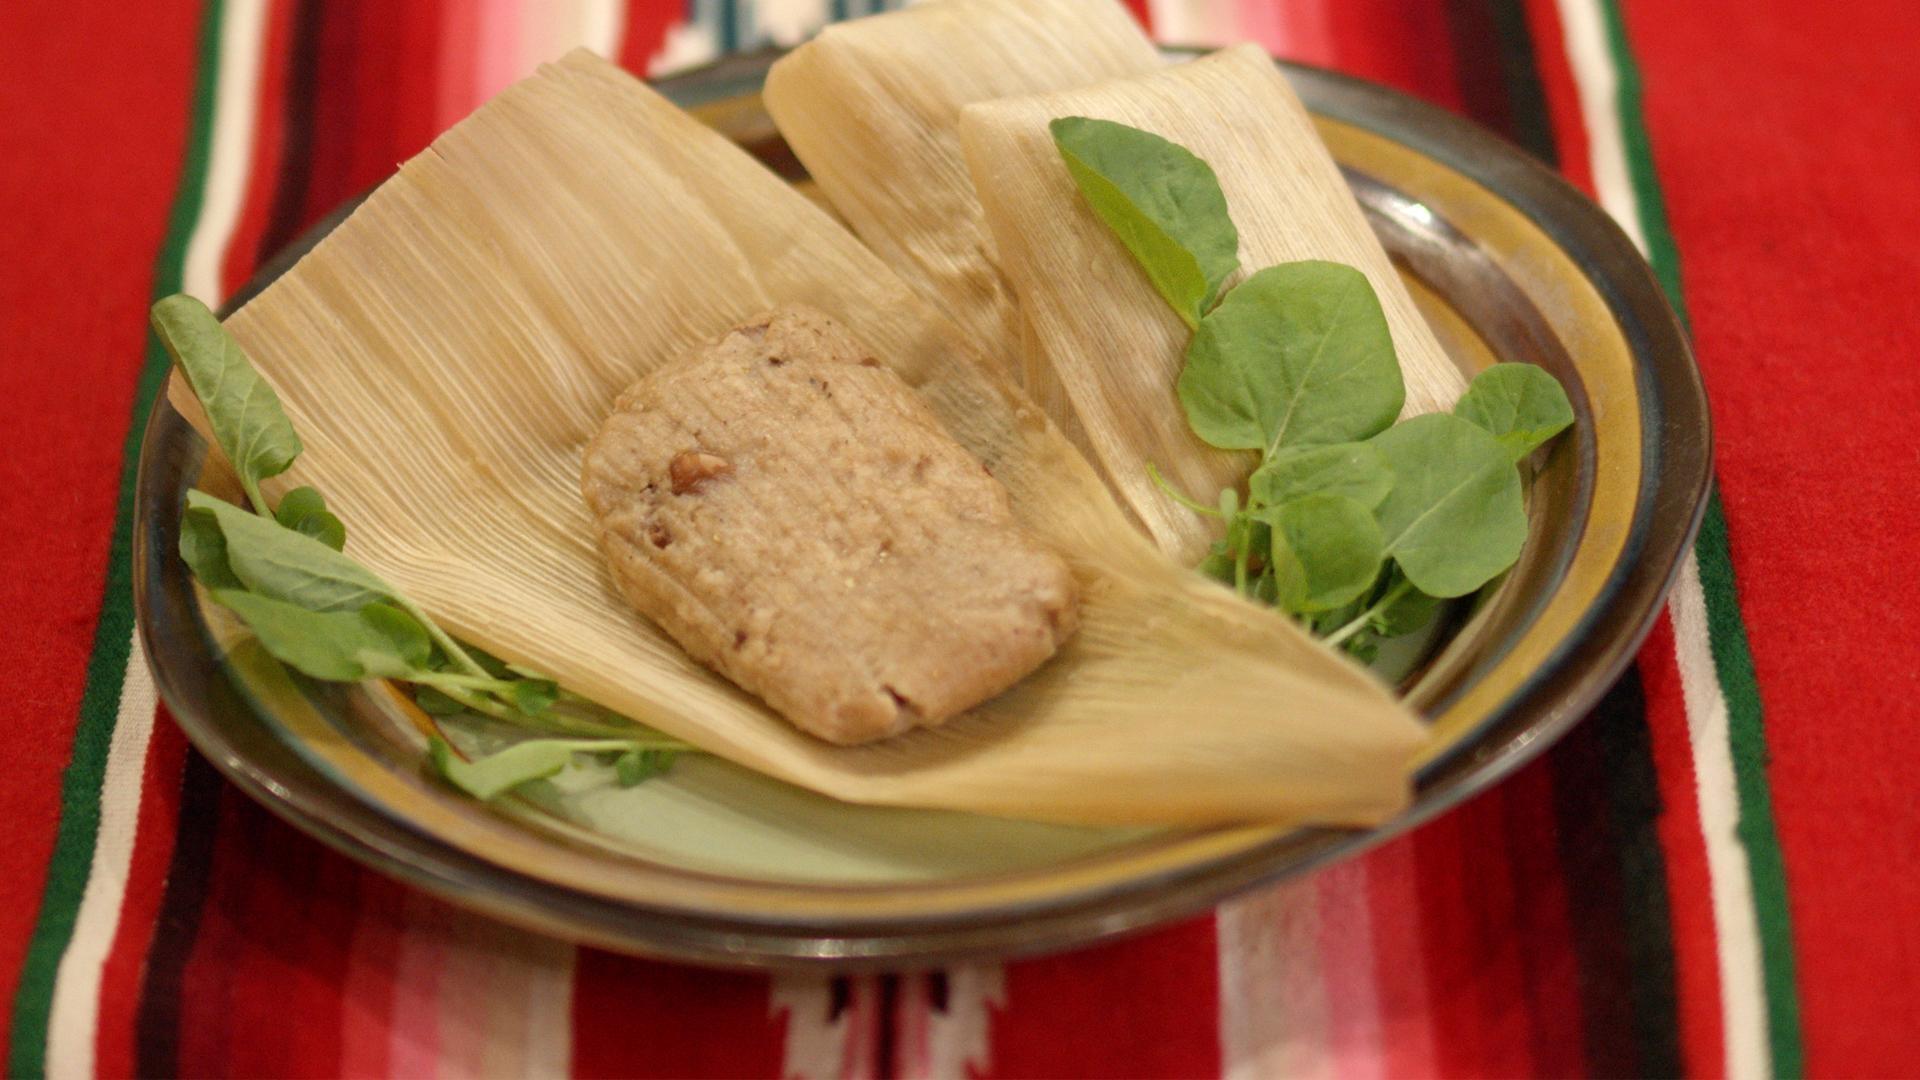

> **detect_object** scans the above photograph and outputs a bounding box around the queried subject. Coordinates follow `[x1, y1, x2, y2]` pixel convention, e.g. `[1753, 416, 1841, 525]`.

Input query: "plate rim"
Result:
[132, 49, 1710, 969]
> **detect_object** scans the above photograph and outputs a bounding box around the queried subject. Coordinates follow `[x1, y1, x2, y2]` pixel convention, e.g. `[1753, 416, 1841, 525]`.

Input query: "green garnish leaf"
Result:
[151, 294, 303, 511]
[1197, 540, 1236, 586]
[1453, 363, 1576, 462]
[414, 686, 466, 715]
[1369, 414, 1527, 598]
[1249, 441, 1392, 509]
[1050, 116, 1240, 328]
[187, 489, 389, 611]
[429, 736, 571, 800]
[1042, 119, 1581, 654]
[1180, 261, 1404, 454]
[1371, 578, 1443, 636]
[156, 289, 695, 799]
[1256, 494, 1385, 613]
[274, 485, 347, 550]
[615, 748, 678, 787]
[1344, 633, 1381, 664]
[509, 678, 559, 717]
[1313, 594, 1369, 636]
[1250, 567, 1279, 605]
[429, 737, 681, 800]
[209, 590, 430, 681]
[462, 645, 516, 679]
[178, 507, 244, 590]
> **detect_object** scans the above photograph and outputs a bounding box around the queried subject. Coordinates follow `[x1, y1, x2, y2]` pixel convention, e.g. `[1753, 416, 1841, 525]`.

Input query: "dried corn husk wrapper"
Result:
[185, 52, 1425, 826]
[764, 0, 1160, 375]
[960, 44, 1469, 563]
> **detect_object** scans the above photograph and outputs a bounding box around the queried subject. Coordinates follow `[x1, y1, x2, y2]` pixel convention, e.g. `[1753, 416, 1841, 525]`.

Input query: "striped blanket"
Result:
[3, 0, 1914, 1076]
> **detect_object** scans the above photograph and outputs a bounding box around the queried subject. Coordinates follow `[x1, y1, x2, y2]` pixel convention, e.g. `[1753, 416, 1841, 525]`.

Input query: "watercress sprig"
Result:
[153, 295, 303, 521]
[153, 294, 691, 798]
[428, 737, 689, 800]
[1051, 118, 1575, 657]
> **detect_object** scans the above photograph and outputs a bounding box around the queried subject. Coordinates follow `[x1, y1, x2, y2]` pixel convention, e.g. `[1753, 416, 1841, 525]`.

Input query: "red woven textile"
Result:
[2, 0, 1915, 1075]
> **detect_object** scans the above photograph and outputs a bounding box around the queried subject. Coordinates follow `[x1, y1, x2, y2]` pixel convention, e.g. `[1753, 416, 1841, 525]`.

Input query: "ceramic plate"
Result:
[133, 51, 1710, 969]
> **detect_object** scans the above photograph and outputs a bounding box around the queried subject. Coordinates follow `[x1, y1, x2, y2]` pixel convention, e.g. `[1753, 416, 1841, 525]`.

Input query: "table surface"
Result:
[4, 0, 1915, 1076]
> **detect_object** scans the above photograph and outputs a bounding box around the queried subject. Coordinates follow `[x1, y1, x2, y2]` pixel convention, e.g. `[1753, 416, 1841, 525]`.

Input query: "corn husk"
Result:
[197, 52, 1424, 826]
[959, 44, 1468, 563]
[764, 0, 1160, 375]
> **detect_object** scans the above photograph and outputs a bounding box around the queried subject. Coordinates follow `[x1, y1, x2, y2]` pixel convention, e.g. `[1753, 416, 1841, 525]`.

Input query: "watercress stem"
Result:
[540, 709, 654, 739]
[429, 682, 520, 722]
[545, 698, 644, 728]
[1146, 463, 1223, 517]
[414, 671, 516, 694]
[243, 477, 273, 522]
[1322, 578, 1412, 648]
[506, 730, 695, 749]
[601, 737, 693, 752]
[387, 595, 492, 678]
[421, 678, 670, 739]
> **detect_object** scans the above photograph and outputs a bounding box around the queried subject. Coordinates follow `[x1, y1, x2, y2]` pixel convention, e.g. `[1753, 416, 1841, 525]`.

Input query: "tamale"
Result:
[959, 44, 1469, 564]
[763, 0, 1160, 374]
[195, 51, 1425, 826]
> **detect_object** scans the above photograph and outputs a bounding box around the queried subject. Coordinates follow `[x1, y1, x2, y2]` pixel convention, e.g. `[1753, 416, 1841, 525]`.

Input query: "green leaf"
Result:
[461, 645, 516, 680]
[301, 511, 347, 551]
[509, 679, 559, 717]
[1050, 116, 1239, 327]
[1370, 572, 1443, 637]
[151, 294, 303, 504]
[429, 737, 570, 800]
[1453, 363, 1575, 462]
[273, 485, 327, 521]
[1369, 414, 1527, 598]
[1255, 494, 1385, 613]
[1249, 442, 1392, 509]
[1221, 504, 1265, 594]
[1342, 631, 1381, 664]
[1196, 540, 1236, 586]
[1250, 567, 1279, 605]
[1313, 593, 1370, 637]
[1180, 261, 1404, 454]
[191, 493, 488, 687]
[428, 737, 656, 800]
[274, 485, 346, 550]
[614, 748, 677, 787]
[209, 590, 430, 681]
[187, 490, 390, 611]
[414, 686, 466, 715]
[179, 508, 243, 590]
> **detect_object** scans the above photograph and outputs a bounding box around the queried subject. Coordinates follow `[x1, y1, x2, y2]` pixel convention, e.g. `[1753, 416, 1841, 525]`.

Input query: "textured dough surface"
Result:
[582, 307, 1079, 744]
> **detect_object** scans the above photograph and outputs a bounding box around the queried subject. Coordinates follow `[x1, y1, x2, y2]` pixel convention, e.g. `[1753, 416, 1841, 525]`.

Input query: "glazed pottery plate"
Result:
[132, 51, 1710, 969]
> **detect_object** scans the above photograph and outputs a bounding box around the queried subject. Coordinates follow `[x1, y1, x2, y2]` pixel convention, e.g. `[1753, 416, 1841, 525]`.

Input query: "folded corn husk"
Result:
[960, 44, 1470, 563]
[764, 0, 1160, 375]
[196, 52, 1425, 826]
